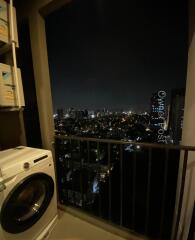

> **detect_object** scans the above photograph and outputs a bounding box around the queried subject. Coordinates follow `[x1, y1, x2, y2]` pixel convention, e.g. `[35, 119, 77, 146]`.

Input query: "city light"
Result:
[54, 89, 183, 146]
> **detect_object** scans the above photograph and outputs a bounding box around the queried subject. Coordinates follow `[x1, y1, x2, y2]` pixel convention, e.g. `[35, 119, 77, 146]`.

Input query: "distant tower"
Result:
[84, 109, 88, 118]
[57, 108, 64, 119]
[169, 89, 185, 144]
[68, 107, 76, 119]
[150, 90, 167, 129]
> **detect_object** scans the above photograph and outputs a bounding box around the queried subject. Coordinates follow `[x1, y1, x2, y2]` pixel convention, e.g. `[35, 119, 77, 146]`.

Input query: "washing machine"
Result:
[0, 146, 58, 240]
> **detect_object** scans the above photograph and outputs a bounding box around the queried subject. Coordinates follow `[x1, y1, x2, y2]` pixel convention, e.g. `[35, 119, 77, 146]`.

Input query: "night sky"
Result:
[46, 0, 188, 112]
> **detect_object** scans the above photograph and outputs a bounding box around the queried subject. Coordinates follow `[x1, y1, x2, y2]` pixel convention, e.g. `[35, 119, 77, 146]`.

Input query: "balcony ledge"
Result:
[48, 209, 145, 240]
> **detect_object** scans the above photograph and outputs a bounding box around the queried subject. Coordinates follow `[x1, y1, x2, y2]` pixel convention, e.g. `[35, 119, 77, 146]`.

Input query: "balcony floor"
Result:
[48, 211, 126, 240]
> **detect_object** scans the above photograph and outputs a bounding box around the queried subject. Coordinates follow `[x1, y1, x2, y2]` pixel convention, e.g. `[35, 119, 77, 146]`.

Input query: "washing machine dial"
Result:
[23, 162, 30, 170]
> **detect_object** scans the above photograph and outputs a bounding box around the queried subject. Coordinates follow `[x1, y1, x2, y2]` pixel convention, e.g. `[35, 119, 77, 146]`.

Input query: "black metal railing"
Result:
[55, 135, 195, 240]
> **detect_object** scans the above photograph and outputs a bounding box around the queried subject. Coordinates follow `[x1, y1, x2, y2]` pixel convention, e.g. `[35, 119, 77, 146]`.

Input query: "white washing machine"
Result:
[0, 146, 58, 240]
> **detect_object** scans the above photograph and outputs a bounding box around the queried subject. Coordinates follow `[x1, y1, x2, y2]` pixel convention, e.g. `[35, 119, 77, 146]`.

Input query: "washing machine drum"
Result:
[0, 173, 54, 234]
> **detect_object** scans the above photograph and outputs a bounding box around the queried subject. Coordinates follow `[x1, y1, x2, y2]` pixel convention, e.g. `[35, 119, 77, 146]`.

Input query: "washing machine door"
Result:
[0, 173, 54, 234]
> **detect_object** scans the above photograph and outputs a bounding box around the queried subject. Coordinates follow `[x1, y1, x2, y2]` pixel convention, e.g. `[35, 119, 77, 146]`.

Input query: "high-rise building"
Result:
[75, 110, 85, 119]
[57, 108, 64, 119]
[168, 89, 185, 144]
[67, 107, 76, 119]
[150, 90, 167, 129]
[150, 90, 167, 143]
[84, 109, 88, 118]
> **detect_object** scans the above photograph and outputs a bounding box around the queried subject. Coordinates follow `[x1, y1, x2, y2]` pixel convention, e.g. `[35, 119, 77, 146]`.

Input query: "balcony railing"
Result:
[55, 135, 195, 240]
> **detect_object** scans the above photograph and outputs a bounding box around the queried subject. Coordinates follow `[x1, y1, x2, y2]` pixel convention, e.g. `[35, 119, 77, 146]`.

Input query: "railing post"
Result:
[69, 139, 75, 205]
[78, 140, 84, 208]
[160, 148, 169, 237]
[108, 143, 111, 221]
[145, 148, 152, 234]
[173, 150, 188, 240]
[87, 141, 90, 211]
[132, 149, 137, 229]
[120, 144, 123, 226]
[97, 142, 102, 217]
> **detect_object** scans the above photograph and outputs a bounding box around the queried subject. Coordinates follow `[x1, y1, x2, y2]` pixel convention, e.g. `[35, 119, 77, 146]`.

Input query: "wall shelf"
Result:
[0, 107, 24, 112]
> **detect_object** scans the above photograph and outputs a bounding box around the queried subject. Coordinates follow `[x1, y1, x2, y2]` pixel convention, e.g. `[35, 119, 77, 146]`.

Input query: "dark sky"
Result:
[46, 0, 188, 112]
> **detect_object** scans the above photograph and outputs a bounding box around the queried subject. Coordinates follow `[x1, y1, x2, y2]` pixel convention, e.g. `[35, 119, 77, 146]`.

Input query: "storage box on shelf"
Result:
[0, 0, 25, 110]
[0, 63, 24, 107]
[0, 0, 19, 53]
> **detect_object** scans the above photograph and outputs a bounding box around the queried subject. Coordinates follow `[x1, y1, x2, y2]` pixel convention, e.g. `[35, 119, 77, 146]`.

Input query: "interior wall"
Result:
[0, 111, 26, 149]
[179, 0, 195, 238]
[17, 20, 42, 148]
[189, 0, 195, 46]
[0, 6, 27, 150]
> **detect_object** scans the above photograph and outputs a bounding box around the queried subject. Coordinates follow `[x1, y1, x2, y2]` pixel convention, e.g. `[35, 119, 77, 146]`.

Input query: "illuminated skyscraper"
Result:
[150, 91, 167, 129]
[169, 89, 185, 144]
[57, 108, 64, 119]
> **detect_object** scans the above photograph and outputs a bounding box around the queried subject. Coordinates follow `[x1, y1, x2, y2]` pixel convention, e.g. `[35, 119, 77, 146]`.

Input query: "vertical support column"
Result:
[175, 0, 195, 238]
[108, 143, 111, 221]
[29, 11, 54, 152]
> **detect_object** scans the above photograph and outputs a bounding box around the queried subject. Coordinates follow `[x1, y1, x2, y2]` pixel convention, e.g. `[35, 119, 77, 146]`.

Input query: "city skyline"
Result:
[53, 88, 173, 114]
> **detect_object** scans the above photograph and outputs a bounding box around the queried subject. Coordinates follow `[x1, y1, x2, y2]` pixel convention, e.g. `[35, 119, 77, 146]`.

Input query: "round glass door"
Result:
[0, 173, 54, 233]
